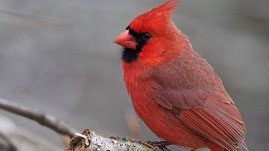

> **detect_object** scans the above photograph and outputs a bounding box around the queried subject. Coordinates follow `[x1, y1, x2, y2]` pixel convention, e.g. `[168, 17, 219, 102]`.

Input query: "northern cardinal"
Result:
[114, 1, 247, 150]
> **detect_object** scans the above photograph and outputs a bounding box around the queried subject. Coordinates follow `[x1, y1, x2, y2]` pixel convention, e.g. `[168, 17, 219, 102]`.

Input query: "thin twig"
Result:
[0, 98, 76, 137]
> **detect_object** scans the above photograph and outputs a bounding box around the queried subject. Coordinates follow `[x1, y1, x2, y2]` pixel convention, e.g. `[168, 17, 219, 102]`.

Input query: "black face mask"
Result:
[121, 27, 152, 63]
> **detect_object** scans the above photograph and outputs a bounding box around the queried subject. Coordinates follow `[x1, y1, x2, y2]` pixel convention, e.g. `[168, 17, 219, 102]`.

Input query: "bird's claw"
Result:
[147, 141, 172, 151]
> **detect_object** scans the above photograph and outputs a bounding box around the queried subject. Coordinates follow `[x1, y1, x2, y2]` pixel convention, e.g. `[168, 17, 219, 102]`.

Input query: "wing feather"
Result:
[177, 101, 246, 151]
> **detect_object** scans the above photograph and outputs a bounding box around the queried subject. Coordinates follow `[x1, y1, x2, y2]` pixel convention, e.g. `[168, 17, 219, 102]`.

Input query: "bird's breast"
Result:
[122, 64, 156, 119]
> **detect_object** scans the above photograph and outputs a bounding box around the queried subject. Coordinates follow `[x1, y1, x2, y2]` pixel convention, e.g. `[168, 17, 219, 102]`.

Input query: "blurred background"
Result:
[0, 0, 268, 150]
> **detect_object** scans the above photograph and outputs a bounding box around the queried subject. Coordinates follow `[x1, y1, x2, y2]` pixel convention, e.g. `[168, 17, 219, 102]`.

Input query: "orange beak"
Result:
[113, 30, 136, 50]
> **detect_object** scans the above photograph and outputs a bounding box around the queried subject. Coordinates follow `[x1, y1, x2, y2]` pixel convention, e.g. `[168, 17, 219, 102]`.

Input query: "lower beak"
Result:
[113, 30, 136, 50]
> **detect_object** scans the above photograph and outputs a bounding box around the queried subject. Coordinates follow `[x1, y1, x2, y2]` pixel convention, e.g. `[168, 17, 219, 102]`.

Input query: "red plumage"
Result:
[114, 1, 247, 150]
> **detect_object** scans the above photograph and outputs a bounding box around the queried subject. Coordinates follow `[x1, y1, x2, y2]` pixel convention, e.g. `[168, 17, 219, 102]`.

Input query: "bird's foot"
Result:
[147, 141, 172, 151]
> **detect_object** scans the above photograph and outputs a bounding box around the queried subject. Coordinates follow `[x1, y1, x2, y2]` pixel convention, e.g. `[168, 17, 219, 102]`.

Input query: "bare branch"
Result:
[0, 98, 76, 137]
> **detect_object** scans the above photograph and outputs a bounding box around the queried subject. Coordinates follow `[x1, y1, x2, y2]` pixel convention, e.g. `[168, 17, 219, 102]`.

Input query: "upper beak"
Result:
[113, 30, 136, 50]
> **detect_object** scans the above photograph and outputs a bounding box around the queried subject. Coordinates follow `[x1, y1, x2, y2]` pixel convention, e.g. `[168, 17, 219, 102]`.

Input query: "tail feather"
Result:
[223, 142, 248, 151]
[239, 142, 248, 151]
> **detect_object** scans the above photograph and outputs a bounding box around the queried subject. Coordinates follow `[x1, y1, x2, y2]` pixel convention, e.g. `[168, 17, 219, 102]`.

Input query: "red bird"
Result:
[114, 1, 247, 151]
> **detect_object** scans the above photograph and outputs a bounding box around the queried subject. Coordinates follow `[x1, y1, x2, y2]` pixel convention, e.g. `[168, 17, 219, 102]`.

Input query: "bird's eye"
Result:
[141, 32, 152, 41]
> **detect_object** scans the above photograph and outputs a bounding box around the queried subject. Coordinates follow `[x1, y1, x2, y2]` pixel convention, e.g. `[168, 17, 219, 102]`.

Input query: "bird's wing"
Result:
[150, 61, 246, 151]
[154, 88, 245, 150]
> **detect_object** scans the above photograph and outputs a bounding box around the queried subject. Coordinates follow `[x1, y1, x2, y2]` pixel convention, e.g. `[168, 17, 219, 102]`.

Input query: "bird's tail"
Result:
[223, 142, 248, 151]
[239, 142, 248, 151]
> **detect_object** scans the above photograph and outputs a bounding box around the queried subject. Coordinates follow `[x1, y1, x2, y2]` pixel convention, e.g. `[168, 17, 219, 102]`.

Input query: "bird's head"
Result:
[114, 0, 190, 65]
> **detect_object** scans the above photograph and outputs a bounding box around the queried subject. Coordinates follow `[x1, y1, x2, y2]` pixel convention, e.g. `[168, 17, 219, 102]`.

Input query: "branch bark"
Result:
[69, 129, 163, 151]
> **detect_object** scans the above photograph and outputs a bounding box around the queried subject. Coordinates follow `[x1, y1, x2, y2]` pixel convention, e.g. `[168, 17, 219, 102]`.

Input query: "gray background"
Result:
[0, 0, 268, 150]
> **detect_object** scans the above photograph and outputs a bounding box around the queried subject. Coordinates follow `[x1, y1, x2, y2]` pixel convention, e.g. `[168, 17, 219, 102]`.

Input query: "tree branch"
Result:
[0, 98, 171, 151]
[0, 98, 76, 137]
